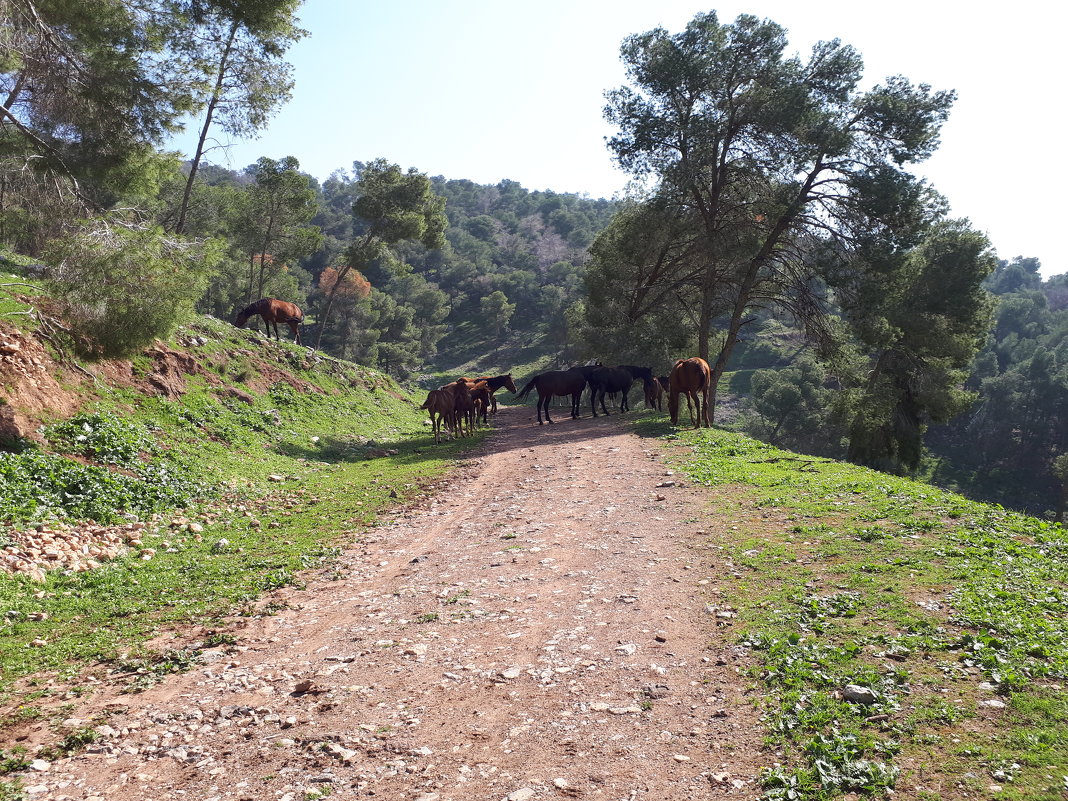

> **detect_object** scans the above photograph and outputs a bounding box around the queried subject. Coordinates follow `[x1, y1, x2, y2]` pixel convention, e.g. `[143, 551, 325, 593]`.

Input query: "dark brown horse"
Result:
[515, 367, 591, 425]
[473, 374, 519, 414]
[235, 298, 304, 345]
[669, 357, 712, 428]
[588, 365, 653, 417]
[644, 375, 665, 411]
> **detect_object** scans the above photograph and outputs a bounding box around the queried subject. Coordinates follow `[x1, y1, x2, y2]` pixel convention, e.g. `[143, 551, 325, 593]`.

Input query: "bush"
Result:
[44, 220, 222, 357]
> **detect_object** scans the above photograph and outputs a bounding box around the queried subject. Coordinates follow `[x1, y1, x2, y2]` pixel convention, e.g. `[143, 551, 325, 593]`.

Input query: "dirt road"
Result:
[24, 407, 766, 801]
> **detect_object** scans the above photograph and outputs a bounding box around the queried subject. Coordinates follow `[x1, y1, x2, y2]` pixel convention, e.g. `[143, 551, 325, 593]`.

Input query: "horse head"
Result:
[503, 374, 518, 394]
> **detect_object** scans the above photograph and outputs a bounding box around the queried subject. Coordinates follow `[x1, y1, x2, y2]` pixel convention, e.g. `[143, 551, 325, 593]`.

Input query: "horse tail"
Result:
[697, 359, 712, 389]
[515, 376, 538, 400]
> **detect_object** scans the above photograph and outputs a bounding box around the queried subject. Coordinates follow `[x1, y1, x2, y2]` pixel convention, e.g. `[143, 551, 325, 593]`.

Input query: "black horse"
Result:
[515, 365, 599, 425]
[588, 365, 654, 417]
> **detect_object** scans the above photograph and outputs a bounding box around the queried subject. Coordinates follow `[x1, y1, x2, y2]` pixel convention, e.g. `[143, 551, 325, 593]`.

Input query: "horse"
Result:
[439, 379, 478, 438]
[587, 365, 652, 417]
[644, 375, 665, 411]
[421, 389, 455, 443]
[473, 374, 519, 414]
[669, 357, 712, 428]
[515, 367, 590, 425]
[234, 298, 304, 346]
[468, 380, 492, 427]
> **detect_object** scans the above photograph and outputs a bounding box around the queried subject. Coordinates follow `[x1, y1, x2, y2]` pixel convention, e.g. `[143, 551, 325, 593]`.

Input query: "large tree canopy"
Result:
[598, 11, 959, 422]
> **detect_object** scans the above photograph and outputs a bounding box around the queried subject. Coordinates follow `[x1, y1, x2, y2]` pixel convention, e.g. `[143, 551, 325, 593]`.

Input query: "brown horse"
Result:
[421, 389, 455, 443]
[235, 298, 304, 345]
[644, 375, 665, 411]
[669, 357, 712, 428]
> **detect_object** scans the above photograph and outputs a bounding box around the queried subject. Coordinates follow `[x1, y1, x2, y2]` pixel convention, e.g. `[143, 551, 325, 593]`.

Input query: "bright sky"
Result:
[169, 0, 1066, 277]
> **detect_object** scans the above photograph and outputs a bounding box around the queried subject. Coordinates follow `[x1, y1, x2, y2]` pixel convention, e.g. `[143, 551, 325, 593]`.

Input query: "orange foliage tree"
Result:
[318, 266, 371, 299]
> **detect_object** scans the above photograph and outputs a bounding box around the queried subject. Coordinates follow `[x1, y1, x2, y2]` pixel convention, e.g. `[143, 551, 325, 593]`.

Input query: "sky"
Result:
[168, 0, 1066, 277]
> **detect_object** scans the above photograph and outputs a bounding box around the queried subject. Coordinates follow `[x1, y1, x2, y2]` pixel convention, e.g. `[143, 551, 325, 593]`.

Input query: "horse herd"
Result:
[229, 299, 714, 438]
[421, 357, 714, 442]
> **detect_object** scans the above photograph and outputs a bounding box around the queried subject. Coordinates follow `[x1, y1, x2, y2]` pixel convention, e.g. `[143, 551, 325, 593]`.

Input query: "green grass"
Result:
[634, 420, 1068, 801]
[0, 314, 485, 705]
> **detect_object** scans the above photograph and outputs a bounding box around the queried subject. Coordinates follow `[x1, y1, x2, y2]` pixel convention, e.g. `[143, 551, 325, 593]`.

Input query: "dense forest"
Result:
[0, 1, 1065, 517]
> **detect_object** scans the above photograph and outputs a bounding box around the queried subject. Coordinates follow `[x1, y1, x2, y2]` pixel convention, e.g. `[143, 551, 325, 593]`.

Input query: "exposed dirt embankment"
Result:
[17, 407, 767, 800]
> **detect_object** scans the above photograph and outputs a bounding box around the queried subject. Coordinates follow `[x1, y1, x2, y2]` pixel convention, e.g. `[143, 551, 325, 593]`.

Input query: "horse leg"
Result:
[621, 388, 629, 413]
[686, 391, 697, 427]
[571, 390, 581, 419]
[599, 389, 610, 416]
[289, 321, 301, 346]
[543, 393, 554, 424]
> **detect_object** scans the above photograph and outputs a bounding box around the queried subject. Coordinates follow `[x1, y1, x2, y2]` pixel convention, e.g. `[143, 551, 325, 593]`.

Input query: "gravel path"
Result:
[22, 407, 766, 801]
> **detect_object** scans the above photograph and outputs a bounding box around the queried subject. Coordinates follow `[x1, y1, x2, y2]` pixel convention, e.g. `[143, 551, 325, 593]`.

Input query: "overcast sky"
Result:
[169, 0, 1066, 277]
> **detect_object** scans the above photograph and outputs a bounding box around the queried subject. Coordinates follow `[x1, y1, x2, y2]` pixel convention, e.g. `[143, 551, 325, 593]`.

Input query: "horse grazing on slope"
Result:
[515, 368, 590, 425]
[234, 298, 304, 346]
[669, 357, 712, 428]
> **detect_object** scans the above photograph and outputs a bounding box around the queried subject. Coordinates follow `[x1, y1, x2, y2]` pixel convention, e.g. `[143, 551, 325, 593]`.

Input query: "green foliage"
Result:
[43, 221, 221, 356]
[643, 422, 1068, 799]
[745, 357, 841, 454]
[832, 219, 996, 470]
[0, 450, 199, 525]
[46, 412, 157, 467]
[601, 10, 959, 422]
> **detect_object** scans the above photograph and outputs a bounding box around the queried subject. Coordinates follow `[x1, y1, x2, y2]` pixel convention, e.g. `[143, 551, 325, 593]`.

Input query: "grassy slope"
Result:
[0, 304, 485, 712]
[633, 417, 1068, 801]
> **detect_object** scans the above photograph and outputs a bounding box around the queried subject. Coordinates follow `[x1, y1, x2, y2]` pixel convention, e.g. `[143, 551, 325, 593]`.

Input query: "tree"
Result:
[0, 0, 196, 247]
[747, 357, 839, 452]
[170, 0, 306, 235]
[832, 219, 996, 469]
[603, 11, 956, 422]
[233, 155, 321, 305]
[480, 290, 515, 339]
[316, 159, 447, 349]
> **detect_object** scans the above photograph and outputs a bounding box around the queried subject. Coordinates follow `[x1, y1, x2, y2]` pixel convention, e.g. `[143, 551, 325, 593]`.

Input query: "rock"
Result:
[980, 698, 1007, 709]
[505, 789, 535, 801]
[842, 684, 878, 704]
[500, 668, 522, 679]
[615, 643, 637, 656]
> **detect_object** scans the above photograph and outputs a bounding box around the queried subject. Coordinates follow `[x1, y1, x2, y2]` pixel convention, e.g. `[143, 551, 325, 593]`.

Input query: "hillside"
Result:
[0, 278, 484, 706]
[1, 278, 1067, 800]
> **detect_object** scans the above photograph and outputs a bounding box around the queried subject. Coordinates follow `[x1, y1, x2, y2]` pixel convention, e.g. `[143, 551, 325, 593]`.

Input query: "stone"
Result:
[842, 684, 878, 704]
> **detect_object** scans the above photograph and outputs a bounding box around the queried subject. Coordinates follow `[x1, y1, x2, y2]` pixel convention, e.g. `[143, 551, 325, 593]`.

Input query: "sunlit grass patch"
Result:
[640, 423, 1068, 800]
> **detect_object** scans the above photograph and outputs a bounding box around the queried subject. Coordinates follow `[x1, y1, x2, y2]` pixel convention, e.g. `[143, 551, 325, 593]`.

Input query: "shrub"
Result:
[44, 220, 222, 357]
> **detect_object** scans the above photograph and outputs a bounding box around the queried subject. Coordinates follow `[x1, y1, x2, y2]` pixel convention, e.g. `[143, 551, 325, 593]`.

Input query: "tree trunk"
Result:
[174, 23, 238, 236]
[315, 265, 353, 350]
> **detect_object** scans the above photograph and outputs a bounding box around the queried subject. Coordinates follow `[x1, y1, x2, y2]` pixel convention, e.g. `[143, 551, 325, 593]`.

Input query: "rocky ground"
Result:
[14, 406, 768, 801]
